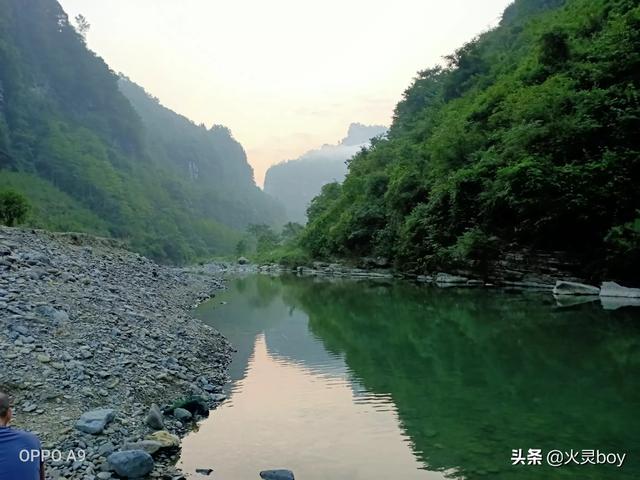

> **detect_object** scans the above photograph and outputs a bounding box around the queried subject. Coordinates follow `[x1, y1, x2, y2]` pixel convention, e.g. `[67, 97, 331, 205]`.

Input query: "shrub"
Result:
[0, 190, 30, 226]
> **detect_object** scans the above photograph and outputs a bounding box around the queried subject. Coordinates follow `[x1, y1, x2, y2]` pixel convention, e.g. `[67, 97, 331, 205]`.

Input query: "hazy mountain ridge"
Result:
[0, 0, 284, 263]
[117, 77, 285, 231]
[264, 123, 387, 223]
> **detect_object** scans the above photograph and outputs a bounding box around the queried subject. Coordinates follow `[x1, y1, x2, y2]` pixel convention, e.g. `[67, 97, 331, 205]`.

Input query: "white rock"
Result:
[599, 281, 640, 298]
[435, 273, 468, 284]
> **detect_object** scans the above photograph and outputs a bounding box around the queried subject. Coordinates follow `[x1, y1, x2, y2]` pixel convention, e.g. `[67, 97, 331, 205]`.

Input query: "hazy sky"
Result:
[58, 0, 513, 186]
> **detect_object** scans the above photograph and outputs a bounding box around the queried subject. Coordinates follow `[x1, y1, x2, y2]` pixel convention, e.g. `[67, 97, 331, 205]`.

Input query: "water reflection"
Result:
[179, 275, 640, 479]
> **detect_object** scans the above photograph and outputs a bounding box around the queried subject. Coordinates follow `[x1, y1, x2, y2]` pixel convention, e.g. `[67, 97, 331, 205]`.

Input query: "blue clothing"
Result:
[0, 426, 41, 480]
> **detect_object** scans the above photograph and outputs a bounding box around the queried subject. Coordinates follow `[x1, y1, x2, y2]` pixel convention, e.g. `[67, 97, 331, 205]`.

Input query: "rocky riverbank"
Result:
[251, 249, 590, 289]
[0, 227, 232, 479]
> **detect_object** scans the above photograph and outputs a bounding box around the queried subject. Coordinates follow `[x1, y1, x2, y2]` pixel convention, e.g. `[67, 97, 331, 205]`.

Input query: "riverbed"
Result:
[179, 274, 640, 479]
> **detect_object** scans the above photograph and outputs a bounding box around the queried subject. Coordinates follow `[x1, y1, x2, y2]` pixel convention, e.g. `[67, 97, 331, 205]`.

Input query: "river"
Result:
[178, 274, 639, 479]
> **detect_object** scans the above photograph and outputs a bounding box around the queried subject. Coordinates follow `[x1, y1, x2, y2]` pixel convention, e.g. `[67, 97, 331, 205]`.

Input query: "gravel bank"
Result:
[0, 227, 232, 479]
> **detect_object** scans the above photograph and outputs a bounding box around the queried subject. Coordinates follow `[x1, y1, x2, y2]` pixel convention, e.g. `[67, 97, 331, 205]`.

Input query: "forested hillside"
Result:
[301, 0, 640, 280]
[0, 0, 284, 263]
[118, 78, 285, 231]
[264, 123, 387, 223]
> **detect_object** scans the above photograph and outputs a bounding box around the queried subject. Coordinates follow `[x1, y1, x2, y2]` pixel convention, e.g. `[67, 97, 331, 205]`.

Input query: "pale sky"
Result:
[57, 0, 513, 186]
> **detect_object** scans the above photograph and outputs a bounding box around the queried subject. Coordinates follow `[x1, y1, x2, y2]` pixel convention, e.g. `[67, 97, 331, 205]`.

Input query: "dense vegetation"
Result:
[300, 0, 640, 279]
[264, 123, 387, 223]
[0, 189, 29, 226]
[0, 0, 284, 263]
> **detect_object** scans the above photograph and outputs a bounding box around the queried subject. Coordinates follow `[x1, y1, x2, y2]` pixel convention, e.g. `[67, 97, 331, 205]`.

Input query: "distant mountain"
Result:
[0, 0, 284, 263]
[264, 123, 387, 223]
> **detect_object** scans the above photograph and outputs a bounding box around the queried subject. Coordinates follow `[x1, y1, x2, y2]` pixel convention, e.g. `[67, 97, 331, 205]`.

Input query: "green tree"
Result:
[236, 238, 248, 255]
[0, 190, 30, 226]
[247, 224, 279, 253]
[281, 222, 304, 242]
[74, 14, 90, 40]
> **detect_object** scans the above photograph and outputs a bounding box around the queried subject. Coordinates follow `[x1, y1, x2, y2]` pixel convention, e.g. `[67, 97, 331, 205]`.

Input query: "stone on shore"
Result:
[107, 450, 154, 478]
[146, 430, 180, 450]
[173, 407, 193, 422]
[167, 396, 209, 416]
[75, 408, 115, 434]
[123, 440, 165, 455]
[600, 281, 640, 298]
[145, 403, 164, 430]
[552, 281, 600, 296]
[260, 469, 295, 480]
[435, 273, 468, 284]
[196, 468, 214, 476]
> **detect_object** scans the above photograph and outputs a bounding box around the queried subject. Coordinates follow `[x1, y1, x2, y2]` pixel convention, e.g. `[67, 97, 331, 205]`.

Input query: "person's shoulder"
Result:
[12, 428, 41, 448]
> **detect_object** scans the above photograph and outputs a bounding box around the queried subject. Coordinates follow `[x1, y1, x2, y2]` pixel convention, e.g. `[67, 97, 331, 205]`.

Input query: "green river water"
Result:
[178, 274, 639, 479]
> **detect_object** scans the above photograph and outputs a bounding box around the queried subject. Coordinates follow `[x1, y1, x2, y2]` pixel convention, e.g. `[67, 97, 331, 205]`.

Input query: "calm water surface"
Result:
[179, 275, 640, 479]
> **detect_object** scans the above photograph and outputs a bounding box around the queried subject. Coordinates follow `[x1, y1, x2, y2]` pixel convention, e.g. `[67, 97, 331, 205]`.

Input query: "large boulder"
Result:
[107, 450, 154, 478]
[75, 408, 115, 434]
[145, 404, 164, 430]
[259, 470, 295, 480]
[600, 282, 640, 298]
[552, 281, 600, 296]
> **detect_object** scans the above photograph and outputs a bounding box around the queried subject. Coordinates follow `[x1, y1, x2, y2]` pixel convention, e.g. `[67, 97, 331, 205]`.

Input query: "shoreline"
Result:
[0, 227, 233, 479]
[194, 261, 640, 311]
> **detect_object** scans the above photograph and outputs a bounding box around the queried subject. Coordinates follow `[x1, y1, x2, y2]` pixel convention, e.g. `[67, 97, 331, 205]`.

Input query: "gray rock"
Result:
[35, 305, 69, 324]
[600, 281, 640, 298]
[145, 403, 164, 430]
[210, 393, 226, 403]
[173, 407, 193, 422]
[75, 408, 116, 434]
[107, 450, 154, 478]
[260, 469, 295, 480]
[552, 281, 600, 296]
[196, 468, 214, 476]
[97, 442, 115, 456]
[25, 252, 51, 265]
[123, 440, 164, 455]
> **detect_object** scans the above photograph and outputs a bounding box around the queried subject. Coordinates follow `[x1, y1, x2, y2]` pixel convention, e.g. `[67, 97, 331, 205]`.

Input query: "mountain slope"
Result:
[301, 0, 640, 280]
[264, 123, 387, 223]
[0, 0, 284, 263]
[118, 77, 285, 231]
